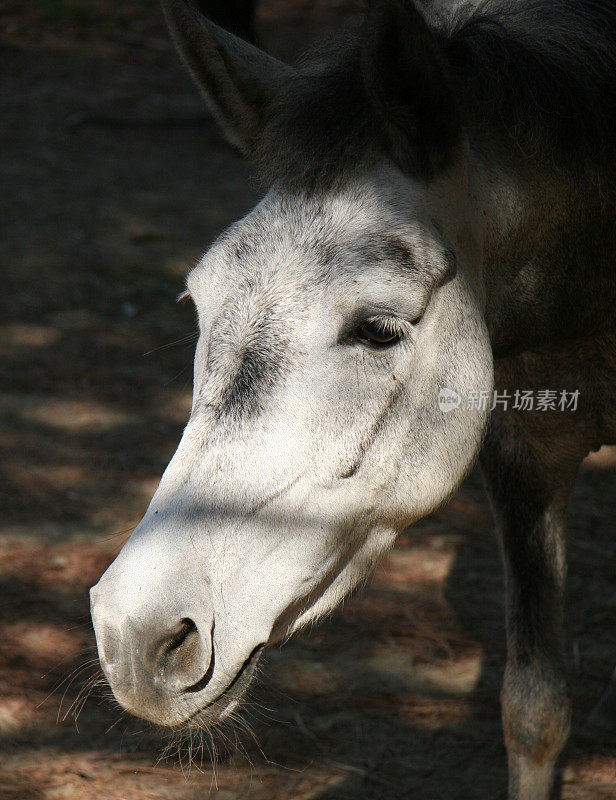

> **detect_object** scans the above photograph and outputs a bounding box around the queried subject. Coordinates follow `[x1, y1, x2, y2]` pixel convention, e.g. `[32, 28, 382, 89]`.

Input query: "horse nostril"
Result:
[158, 618, 200, 680]
[167, 618, 198, 649]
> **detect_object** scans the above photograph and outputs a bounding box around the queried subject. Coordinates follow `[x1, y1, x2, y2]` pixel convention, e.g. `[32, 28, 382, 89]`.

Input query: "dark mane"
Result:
[256, 0, 616, 189]
[441, 0, 616, 172]
[256, 38, 379, 191]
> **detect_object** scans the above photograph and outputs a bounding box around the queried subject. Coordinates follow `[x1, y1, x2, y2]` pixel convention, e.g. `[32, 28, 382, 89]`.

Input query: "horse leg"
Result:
[480, 418, 581, 800]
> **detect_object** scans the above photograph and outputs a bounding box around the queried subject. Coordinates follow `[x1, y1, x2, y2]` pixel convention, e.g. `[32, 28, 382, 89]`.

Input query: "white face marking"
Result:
[90, 164, 493, 727]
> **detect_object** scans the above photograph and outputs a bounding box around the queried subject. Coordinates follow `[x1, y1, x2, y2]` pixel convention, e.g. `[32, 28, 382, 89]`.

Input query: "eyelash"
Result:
[355, 315, 406, 348]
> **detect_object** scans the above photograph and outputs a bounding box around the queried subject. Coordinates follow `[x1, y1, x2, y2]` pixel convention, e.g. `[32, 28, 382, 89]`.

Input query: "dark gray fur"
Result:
[257, 0, 616, 190]
[441, 0, 616, 171]
[217, 316, 289, 419]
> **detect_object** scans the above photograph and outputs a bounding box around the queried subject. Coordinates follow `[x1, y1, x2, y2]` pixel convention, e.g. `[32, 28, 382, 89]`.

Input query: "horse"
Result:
[89, 1, 616, 797]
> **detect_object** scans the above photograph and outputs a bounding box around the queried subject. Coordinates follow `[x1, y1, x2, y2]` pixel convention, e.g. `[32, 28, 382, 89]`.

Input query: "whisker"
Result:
[98, 524, 140, 543]
[73, 673, 105, 726]
[143, 332, 198, 357]
[37, 665, 91, 710]
[54, 663, 101, 722]
[62, 669, 101, 724]
[105, 711, 127, 735]
[164, 365, 190, 387]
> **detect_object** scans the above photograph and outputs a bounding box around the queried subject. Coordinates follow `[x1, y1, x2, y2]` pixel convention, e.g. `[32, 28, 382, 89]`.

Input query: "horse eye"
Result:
[356, 317, 403, 348]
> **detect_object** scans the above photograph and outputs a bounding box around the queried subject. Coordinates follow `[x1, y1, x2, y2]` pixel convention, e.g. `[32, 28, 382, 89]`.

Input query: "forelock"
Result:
[254, 36, 382, 194]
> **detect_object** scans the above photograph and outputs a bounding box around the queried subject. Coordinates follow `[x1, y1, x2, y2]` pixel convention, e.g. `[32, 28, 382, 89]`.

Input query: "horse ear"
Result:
[361, 0, 464, 180]
[162, 0, 295, 154]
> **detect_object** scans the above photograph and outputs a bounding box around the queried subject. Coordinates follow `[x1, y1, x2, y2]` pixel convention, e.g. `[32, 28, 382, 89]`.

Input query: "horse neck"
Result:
[468, 148, 616, 355]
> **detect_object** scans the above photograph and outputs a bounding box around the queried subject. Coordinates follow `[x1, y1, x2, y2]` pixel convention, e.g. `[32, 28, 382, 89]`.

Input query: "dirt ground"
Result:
[1, 2, 616, 799]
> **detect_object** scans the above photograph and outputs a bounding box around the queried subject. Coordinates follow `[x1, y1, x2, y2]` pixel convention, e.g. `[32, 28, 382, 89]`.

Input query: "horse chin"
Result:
[178, 652, 262, 731]
[106, 643, 263, 731]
